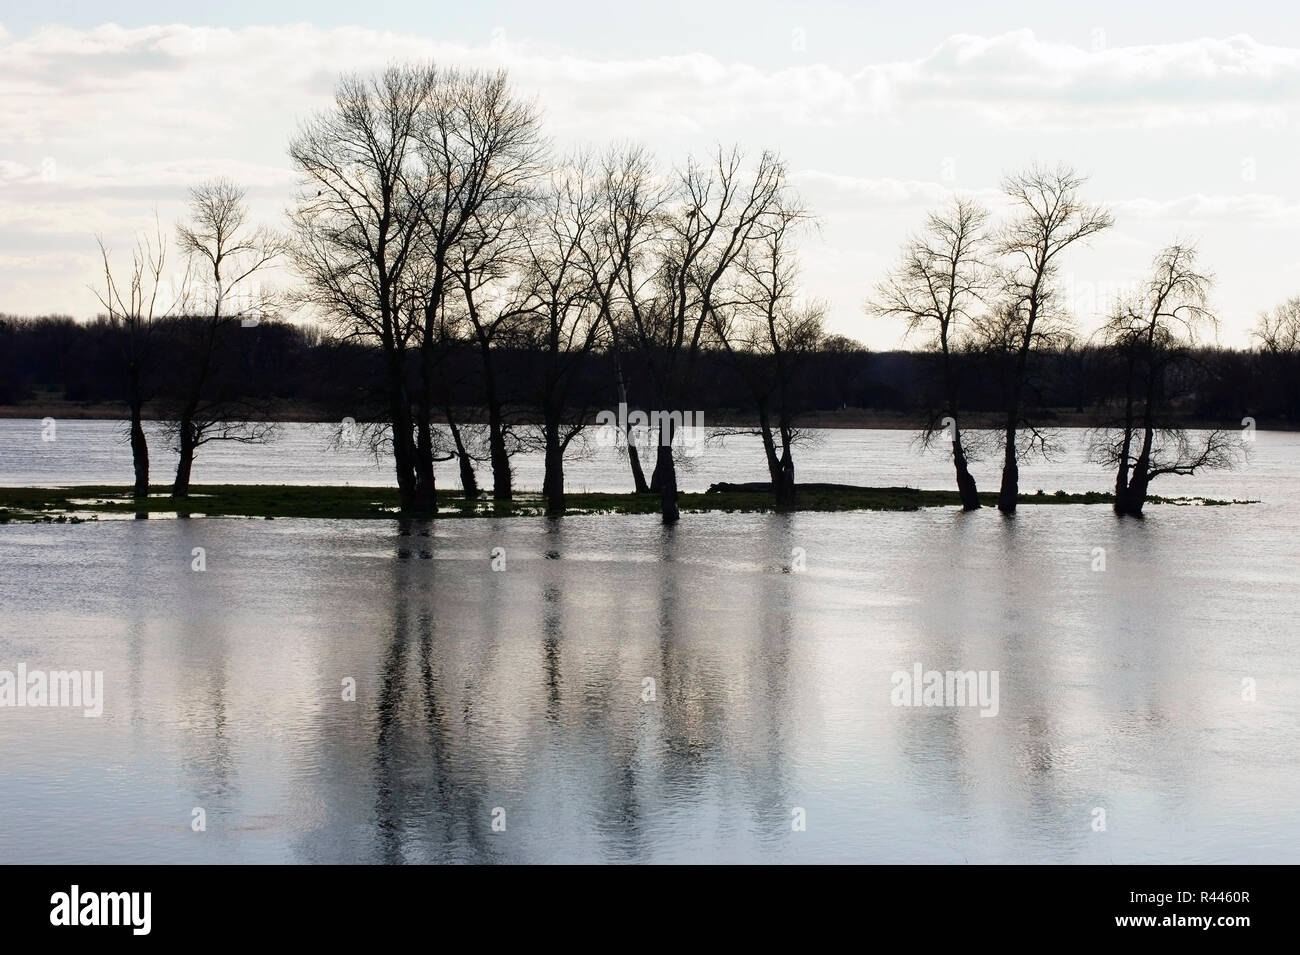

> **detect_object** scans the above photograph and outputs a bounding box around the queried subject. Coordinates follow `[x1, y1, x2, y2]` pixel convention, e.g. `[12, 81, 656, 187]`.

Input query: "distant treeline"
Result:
[2, 313, 1295, 425]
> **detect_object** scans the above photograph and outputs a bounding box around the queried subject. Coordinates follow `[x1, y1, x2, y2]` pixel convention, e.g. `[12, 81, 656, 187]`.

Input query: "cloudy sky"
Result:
[2, 1, 1298, 348]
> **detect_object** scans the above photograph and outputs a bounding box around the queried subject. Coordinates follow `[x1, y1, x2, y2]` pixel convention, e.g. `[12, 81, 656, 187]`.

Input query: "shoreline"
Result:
[0, 484, 1253, 523]
[0, 404, 1282, 431]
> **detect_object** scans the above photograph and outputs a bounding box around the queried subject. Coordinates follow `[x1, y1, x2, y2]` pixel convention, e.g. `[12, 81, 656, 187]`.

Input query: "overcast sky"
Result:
[2, 1, 1299, 348]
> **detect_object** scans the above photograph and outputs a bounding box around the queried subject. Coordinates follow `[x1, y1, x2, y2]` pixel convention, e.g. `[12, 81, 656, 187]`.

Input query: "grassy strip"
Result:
[0, 484, 1254, 523]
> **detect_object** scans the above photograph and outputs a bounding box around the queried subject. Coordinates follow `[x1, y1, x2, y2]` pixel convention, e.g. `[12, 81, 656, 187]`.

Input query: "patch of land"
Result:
[0, 484, 1254, 523]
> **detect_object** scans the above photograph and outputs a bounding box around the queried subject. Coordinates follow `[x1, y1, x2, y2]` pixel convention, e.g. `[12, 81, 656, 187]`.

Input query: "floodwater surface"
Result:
[1, 421, 1297, 862]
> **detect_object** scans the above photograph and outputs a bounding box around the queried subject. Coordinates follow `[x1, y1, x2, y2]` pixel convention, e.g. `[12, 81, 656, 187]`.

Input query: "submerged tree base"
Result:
[0, 484, 1254, 523]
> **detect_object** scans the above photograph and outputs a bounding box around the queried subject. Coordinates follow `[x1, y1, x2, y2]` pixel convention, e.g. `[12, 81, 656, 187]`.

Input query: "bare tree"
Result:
[713, 201, 821, 508]
[603, 314, 650, 493]
[514, 153, 610, 514]
[991, 164, 1113, 514]
[92, 221, 187, 498]
[1089, 243, 1242, 515]
[873, 196, 989, 510]
[424, 317, 486, 499]
[450, 202, 533, 500]
[1255, 297, 1300, 353]
[410, 67, 545, 503]
[622, 146, 791, 523]
[289, 65, 438, 512]
[596, 145, 665, 494]
[167, 178, 284, 496]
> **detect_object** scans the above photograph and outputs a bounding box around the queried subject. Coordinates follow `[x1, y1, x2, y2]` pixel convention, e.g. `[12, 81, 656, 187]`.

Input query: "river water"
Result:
[0, 419, 1297, 862]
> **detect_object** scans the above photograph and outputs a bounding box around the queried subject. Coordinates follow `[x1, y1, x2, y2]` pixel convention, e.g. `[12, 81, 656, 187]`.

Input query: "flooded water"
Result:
[1, 420, 1298, 862]
[0, 417, 1290, 500]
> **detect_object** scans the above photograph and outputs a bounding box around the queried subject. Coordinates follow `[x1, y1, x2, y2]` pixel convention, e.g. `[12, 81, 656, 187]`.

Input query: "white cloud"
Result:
[1113, 192, 1300, 223]
[2, 24, 1299, 151]
[795, 170, 1300, 232]
[793, 170, 1010, 207]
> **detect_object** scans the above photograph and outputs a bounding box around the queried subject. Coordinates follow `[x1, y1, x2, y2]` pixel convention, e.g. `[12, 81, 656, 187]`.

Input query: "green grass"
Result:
[0, 483, 1254, 523]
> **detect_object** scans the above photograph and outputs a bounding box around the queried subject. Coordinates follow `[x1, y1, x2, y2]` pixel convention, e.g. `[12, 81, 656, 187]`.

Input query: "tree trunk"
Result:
[758, 417, 781, 483]
[998, 316, 1034, 516]
[952, 431, 980, 511]
[627, 439, 649, 494]
[940, 345, 979, 511]
[1114, 482, 1134, 517]
[997, 425, 1019, 515]
[387, 375, 420, 514]
[757, 408, 793, 509]
[478, 346, 512, 501]
[128, 399, 149, 499]
[1126, 478, 1150, 516]
[1113, 453, 1132, 516]
[649, 453, 664, 494]
[487, 402, 511, 501]
[617, 378, 649, 494]
[542, 418, 565, 515]
[1123, 456, 1151, 517]
[657, 445, 679, 523]
[775, 443, 795, 510]
[173, 417, 196, 497]
[448, 419, 479, 499]
[412, 412, 437, 513]
[1118, 425, 1155, 517]
[656, 418, 678, 524]
[411, 342, 441, 513]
